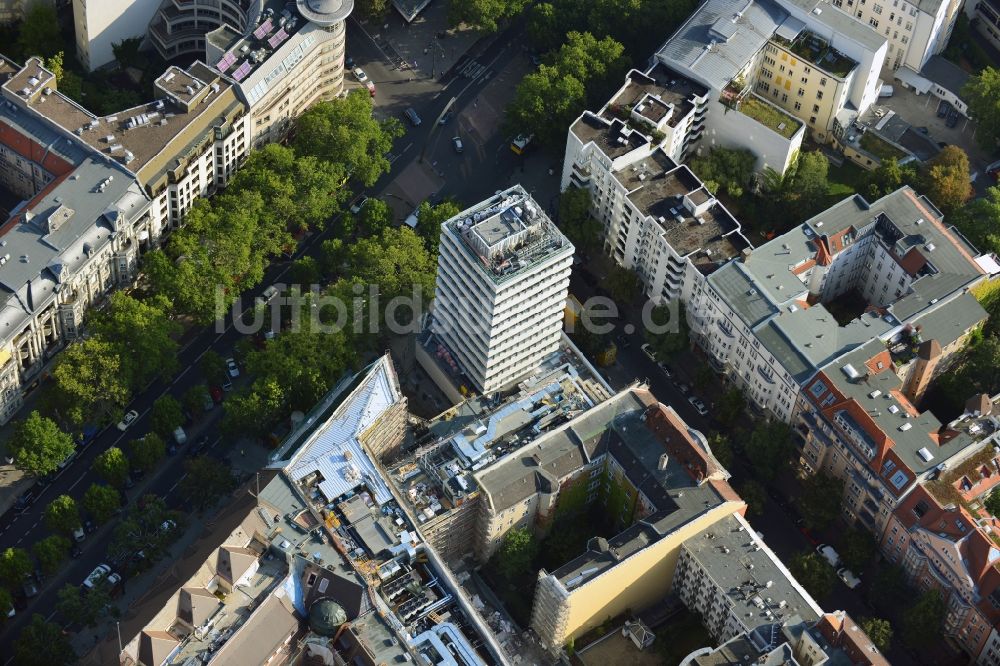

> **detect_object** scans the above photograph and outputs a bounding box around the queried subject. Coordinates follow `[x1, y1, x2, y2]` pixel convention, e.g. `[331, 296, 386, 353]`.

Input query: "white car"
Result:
[688, 395, 709, 416]
[117, 410, 139, 432]
[352, 67, 368, 83]
[837, 567, 861, 589]
[452, 136, 464, 153]
[83, 564, 111, 590]
[640, 343, 657, 362]
[226, 357, 240, 379]
[161, 519, 177, 532]
[816, 544, 841, 568]
[72, 525, 85, 542]
[349, 195, 369, 214]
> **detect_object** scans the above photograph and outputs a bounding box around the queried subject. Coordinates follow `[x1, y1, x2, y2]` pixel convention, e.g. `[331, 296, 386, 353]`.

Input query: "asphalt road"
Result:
[0, 19, 527, 655]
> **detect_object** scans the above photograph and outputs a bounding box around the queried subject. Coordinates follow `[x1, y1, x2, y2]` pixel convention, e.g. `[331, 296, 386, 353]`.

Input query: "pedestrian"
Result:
[241, 448, 245, 457]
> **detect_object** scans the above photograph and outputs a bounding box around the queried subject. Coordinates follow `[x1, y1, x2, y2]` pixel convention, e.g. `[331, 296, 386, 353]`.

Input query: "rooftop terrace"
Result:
[446, 185, 572, 284]
[771, 30, 858, 78]
[604, 64, 708, 129]
[734, 94, 803, 139]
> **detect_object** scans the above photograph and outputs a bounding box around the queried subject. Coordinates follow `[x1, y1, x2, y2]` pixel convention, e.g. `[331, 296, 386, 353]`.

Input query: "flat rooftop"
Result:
[605, 64, 708, 129]
[2, 58, 242, 188]
[616, 151, 750, 266]
[445, 185, 573, 285]
[571, 114, 650, 160]
[682, 514, 822, 632]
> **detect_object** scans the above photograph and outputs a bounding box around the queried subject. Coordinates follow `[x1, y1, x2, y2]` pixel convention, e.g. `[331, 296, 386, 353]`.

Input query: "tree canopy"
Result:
[860, 616, 892, 653]
[839, 527, 877, 571]
[416, 199, 461, 255]
[13, 614, 76, 666]
[150, 395, 185, 439]
[557, 187, 601, 254]
[129, 433, 166, 473]
[922, 145, 971, 213]
[92, 293, 180, 388]
[689, 148, 756, 199]
[7, 411, 75, 477]
[181, 457, 236, 510]
[17, 4, 60, 60]
[32, 535, 70, 575]
[83, 483, 121, 525]
[901, 589, 945, 648]
[449, 0, 529, 32]
[962, 67, 1000, 151]
[47, 338, 131, 428]
[644, 303, 690, 358]
[93, 447, 129, 488]
[797, 473, 844, 531]
[739, 480, 767, 516]
[43, 495, 81, 535]
[789, 551, 836, 600]
[745, 420, 793, 482]
[0, 547, 32, 587]
[496, 527, 538, 580]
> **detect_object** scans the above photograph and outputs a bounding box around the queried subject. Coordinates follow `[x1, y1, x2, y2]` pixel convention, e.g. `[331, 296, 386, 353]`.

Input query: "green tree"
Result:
[289, 255, 322, 286]
[557, 187, 602, 254]
[83, 483, 121, 524]
[108, 495, 178, 562]
[526, 2, 560, 51]
[606, 264, 640, 304]
[294, 91, 403, 187]
[183, 384, 210, 416]
[496, 527, 538, 580]
[150, 395, 185, 439]
[902, 589, 946, 649]
[786, 151, 829, 216]
[707, 432, 733, 469]
[986, 488, 1000, 518]
[645, 302, 689, 358]
[43, 52, 83, 101]
[797, 472, 844, 530]
[922, 145, 971, 213]
[866, 157, 918, 199]
[181, 457, 236, 510]
[745, 420, 793, 482]
[0, 587, 11, 616]
[356, 0, 389, 18]
[860, 616, 892, 653]
[43, 495, 80, 535]
[962, 67, 1000, 150]
[347, 226, 438, 316]
[789, 551, 836, 600]
[950, 185, 1000, 258]
[868, 562, 907, 605]
[689, 148, 756, 199]
[32, 535, 70, 575]
[416, 199, 461, 255]
[112, 36, 143, 68]
[92, 292, 180, 388]
[839, 527, 876, 571]
[220, 378, 287, 438]
[47, 338, 131, 428]
[7, 411, 75, 477]
[717, 388, 745, 427]
[359, 198, 394, 237]
[92, 447, 129, 488]
[129, 433, 166, 473]
[56, 581, 112, 628]
[17, 4, 60, 59]
[739, 479, 767, 516]
[0, 547, 31, 587]
[13, 614, 76, 666]
[449, 0, 529, 32]
[200, 350, 228, 385]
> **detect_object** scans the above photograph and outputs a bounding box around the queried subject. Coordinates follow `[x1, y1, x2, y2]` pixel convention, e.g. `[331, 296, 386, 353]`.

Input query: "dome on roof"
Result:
[297, 0, 354, 26]
[309, 599, 347, 636]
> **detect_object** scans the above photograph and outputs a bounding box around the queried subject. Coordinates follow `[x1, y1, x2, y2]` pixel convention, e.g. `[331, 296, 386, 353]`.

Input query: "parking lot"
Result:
[877, 80, 990, 172]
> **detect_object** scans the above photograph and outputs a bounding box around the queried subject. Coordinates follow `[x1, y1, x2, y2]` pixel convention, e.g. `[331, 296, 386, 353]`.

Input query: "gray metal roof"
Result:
[909, 292, 986, 348]
[920, 55, 971, 98]
[656, 0, 788, 91]
[707, 262, 780, 327]
[781, 0, 887, 51]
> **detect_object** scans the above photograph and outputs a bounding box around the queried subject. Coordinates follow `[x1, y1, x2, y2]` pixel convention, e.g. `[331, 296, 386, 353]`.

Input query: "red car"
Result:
[210, 386, 224, 405]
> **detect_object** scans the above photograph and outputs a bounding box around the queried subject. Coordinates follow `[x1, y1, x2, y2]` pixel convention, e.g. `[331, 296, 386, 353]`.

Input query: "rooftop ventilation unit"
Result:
[842, 364, 861, 380]
[899, 423, 913, 431]
[925, 243, 935, 251]
[869, 390, 881, 399]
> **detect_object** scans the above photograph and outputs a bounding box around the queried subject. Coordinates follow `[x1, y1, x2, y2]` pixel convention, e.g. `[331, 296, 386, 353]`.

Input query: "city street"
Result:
[0, 14, 534, 656]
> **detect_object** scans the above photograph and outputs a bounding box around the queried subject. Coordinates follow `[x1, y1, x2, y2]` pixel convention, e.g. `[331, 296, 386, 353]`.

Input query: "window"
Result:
[781, 93, 789, 102]
[809, 116, 817, 124]
[797, 87, 805, 97]
[762, 68, 773, 79]
[816, 90, 824, 99]
[820, 77, 827, 86]
[813, 104, 820, 112]
[874, 3, 883, 13]
[905, 21, 912, 29]
[870, 17, 879, 27]
[902, 35, 908, 43]
[801, 76, 809, 84]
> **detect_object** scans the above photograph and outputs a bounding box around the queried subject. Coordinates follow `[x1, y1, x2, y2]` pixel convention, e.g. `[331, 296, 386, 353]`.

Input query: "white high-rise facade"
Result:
[431, 185, 573, 394]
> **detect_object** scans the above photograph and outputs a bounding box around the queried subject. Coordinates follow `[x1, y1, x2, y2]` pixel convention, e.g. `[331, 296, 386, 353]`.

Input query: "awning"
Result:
[893, 67, 932, 94]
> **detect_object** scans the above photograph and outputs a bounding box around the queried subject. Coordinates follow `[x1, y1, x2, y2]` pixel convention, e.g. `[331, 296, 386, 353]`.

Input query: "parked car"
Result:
[640, 343, 657, 362]
[816, 544, 841, 568]
[222, 376, 233, 392]
[117, 409, 139, 432]
[72, 525, 85, 542]
[161, 519, 177, 532]
[688, 395, 709, 416]
[438, 110, 454, 125]
[352, 67, 368, 83]
[937, 100, 950, 118]
[658, 362, 674, 379]
[14, 487, 36, 511]
[83, 564, 111, 590]
[190, 435, 211, 456]
[946, 108, 960, 128]
[210, 386, 224, 404]
[173, 427, 188, 446]
[404, 107, 422, 126]
[22, 578, 38, 598]
[452, 136, 464, 153]
[349, 195, 369, 214]
[675, 382, 691, 396]
[837, 567, 862, 589]
[226, 357, 240, 378]
[70, 543, 83, 559]
[364, 80, 376, 97]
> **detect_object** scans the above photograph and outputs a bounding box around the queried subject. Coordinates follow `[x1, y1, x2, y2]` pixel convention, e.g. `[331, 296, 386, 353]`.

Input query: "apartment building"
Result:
[562, 66, 751, 305]
[969, 0, 1000, 51]
[485, 390, 745, 652]
[121, 354, 501, 666]
[682, 610, 890, 666]
[657, 0, 887, 172]
[827, 0, 963, 71]
[72, 0, 161, 71]
[205, 0, 351, 146]
[674, 512, 823, 644]
[881, 479, 1000, 663]
[149, 0, 257, 60]
[689, 186, 993, 423]
[424, 185, 574, 395]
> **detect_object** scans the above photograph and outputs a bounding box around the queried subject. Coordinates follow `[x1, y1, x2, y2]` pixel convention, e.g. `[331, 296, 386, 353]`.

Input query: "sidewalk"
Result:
[75, 447, 270, 664]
